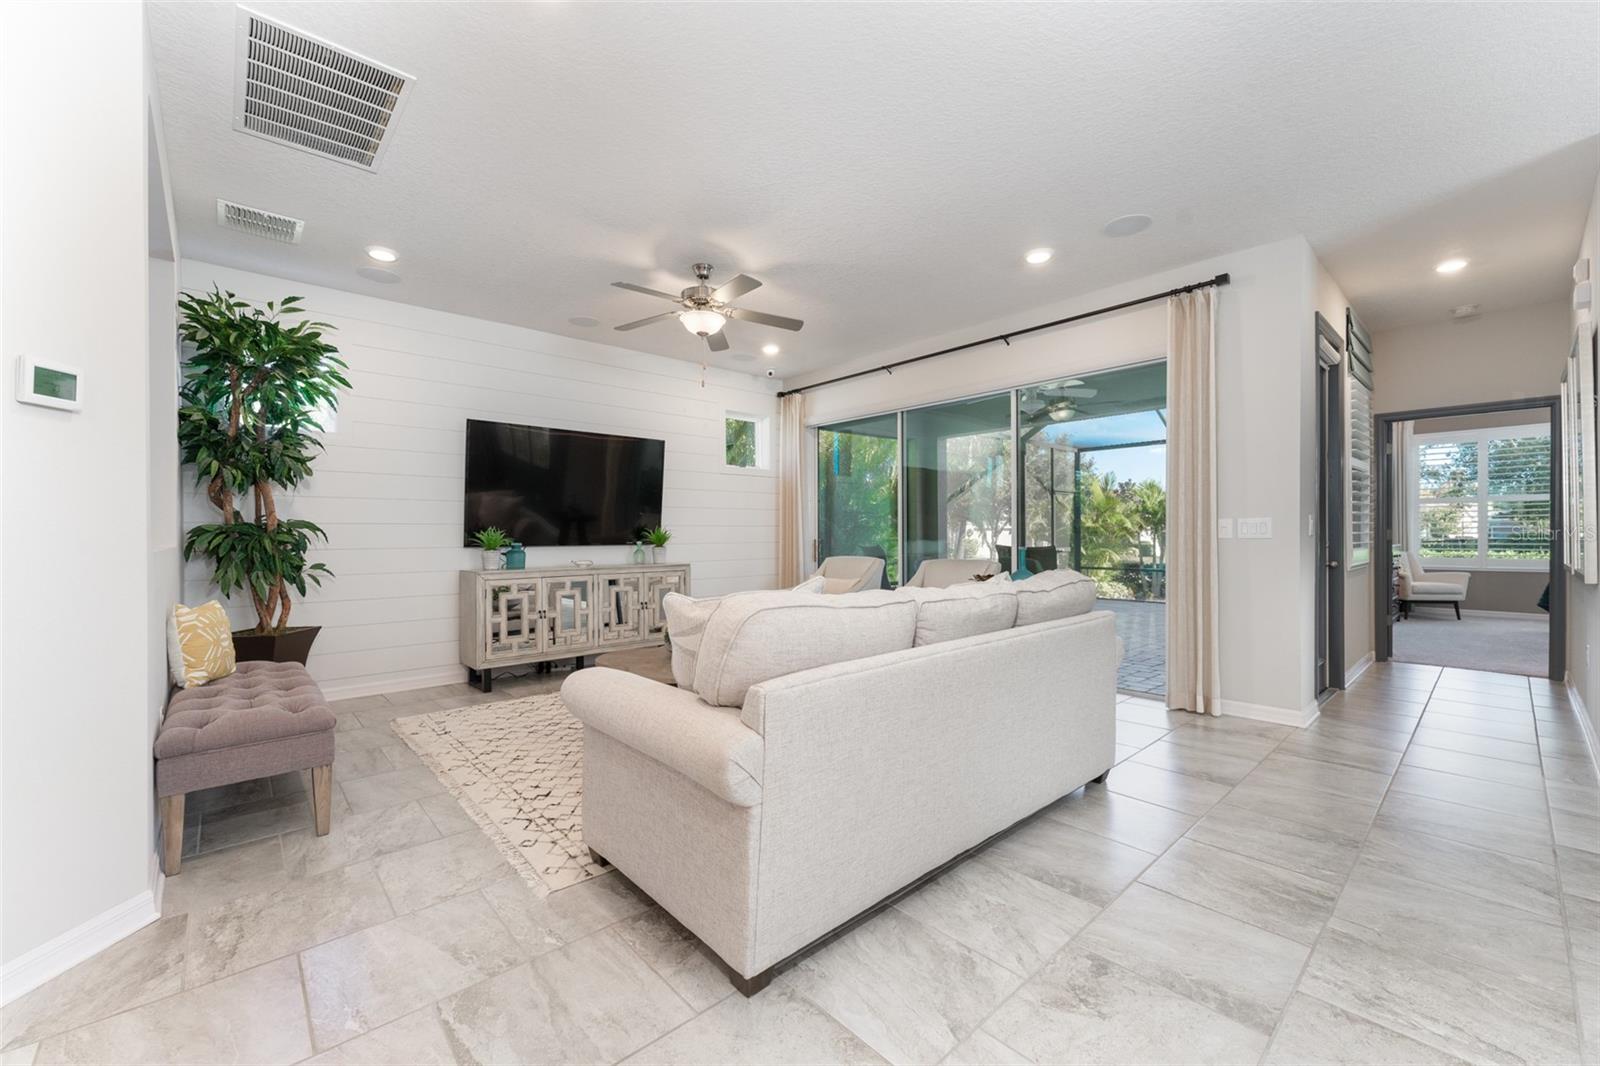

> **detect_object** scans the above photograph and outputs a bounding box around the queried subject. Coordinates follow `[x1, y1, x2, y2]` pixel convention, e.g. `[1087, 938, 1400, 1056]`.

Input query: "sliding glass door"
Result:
[815, 360, 1169, 695]
[902, 393, 1013, 585]
[1017, 363, 1168, 599]
[817, 414, 899, 585]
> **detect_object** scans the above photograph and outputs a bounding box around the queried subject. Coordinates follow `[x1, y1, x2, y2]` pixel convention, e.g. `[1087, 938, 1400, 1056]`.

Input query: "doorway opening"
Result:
[1374, 398, 1565, 679]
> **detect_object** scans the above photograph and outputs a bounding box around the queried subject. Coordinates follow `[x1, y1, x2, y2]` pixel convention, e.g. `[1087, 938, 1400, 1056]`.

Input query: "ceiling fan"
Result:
[1026, 379, 1099, 421]
[611, 263, 804, 353]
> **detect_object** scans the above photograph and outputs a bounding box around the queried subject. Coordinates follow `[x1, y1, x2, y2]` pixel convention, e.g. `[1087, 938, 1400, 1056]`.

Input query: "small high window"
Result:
[725, 414, 767, 470]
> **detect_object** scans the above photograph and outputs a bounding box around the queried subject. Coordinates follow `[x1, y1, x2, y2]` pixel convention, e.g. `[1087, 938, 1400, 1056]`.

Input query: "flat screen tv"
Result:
[463, 419, 665, 547]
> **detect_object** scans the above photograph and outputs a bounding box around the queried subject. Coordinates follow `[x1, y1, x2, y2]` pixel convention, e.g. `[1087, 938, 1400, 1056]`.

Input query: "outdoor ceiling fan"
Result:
[611, 263, 804, 352]
[1028, 379, 1099, 421]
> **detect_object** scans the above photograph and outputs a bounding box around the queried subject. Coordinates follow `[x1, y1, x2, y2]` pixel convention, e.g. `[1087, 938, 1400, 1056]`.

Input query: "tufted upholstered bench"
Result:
[154, 661, 336, 875]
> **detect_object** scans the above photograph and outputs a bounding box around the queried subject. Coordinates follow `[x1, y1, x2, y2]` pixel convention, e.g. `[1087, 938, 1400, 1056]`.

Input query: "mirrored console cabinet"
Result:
[458, 564, 690, 691]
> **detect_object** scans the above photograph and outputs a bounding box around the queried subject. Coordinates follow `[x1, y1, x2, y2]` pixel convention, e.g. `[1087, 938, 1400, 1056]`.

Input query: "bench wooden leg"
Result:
[311, 764, 333, 836]
[160, 793, 185, 876]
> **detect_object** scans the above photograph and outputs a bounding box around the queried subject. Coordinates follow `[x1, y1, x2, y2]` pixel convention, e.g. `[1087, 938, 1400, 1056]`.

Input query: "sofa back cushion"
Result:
[692, 590, 918, 707]
[1012, 568, 1098, 626]
[664, 582, 825, 689]
[902, 582, 1018, 645]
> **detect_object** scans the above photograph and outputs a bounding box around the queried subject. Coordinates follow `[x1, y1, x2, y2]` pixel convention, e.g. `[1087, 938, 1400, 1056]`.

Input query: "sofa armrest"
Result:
[562, 668, 764, 807]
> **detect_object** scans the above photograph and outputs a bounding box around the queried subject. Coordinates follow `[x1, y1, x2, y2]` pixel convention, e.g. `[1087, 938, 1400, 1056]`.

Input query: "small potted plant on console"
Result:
[471, 527, 510, 570]
[646, 525, 672, 563]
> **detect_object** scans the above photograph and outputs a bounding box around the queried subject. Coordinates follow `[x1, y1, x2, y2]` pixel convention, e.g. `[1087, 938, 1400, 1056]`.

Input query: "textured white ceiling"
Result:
[148, 2, 1599, 377]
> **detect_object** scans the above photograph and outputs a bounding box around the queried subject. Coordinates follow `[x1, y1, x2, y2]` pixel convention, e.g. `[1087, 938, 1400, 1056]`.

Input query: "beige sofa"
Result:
[562, 571, 1117, 994]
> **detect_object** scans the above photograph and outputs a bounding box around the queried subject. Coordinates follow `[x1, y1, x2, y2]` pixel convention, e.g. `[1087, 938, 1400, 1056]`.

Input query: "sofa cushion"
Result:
[1408, 581, 1466, 598]
[664, 582, 825, 688]
[901, 582, 1018, 646]
[1012, 568, 1098, 626]
[692, 590, 918, 707]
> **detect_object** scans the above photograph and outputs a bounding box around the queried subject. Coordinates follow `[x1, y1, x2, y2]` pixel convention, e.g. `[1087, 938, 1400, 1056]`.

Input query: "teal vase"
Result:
[632, 543, 646, 565]
[502, 543, 526, 570]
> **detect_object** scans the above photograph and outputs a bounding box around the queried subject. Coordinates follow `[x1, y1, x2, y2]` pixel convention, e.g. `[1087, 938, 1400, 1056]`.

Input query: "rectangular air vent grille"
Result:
[216, 199, 305, 243]
[233, 7, 414, 171]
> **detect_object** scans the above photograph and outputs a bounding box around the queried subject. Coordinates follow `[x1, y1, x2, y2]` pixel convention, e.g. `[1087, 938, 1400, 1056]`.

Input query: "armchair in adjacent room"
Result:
[1396, 551, 1470, 619]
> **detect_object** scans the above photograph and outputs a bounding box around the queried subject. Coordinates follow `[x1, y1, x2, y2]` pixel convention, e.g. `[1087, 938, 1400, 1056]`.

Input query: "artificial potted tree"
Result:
[178, 288, 349, 663]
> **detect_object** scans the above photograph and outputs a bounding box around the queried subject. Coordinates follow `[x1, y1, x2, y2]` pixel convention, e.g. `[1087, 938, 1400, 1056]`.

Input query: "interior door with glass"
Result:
[1315, 312, 1347, 697]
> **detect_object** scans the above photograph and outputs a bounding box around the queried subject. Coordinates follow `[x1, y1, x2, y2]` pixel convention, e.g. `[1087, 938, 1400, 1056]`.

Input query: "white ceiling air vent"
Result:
[233, 7, 414, 171]
[216, 198, 305, 243]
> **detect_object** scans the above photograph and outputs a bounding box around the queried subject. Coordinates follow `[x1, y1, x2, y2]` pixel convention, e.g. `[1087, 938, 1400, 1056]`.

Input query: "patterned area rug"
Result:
[390, 693, 603, 894]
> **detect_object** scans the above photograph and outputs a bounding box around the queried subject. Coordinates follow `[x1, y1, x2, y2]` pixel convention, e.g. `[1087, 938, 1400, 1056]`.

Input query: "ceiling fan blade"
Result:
[727, 307, 804, 331]
[612, 281, 683, 302]
[1057, 387, 1098, 398]
[706, 330, 730, 352]
[711, 273, 761, 302]
[613, 312, 678, 331]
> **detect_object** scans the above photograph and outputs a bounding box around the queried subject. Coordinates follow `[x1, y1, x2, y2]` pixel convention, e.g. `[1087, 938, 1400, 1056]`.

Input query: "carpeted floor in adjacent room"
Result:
[1391, 607, 1548, 676]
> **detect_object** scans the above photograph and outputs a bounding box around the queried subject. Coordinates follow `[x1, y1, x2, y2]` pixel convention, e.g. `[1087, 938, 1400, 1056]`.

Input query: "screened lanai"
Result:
[816, 361, 1169, 695]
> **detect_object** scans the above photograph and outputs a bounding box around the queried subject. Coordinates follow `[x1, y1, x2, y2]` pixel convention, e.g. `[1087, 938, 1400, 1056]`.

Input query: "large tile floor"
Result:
[3, 662, 1597, 1064]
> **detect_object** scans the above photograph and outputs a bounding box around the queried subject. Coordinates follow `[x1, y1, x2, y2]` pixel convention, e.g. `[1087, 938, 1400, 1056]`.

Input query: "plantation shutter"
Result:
[1346, 308, 1374, 568]
[1412, 426, 1549, 567]
[1348, 378, 1373, 568]
[1486, 431, 1550, 561]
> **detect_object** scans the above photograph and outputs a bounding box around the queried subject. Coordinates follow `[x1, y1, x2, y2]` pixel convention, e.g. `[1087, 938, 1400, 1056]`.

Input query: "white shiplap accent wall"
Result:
[179, 262, 779, 698]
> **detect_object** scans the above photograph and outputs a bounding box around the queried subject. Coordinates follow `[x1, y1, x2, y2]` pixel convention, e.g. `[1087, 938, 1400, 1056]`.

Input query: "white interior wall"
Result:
[178, 262, 781, 698]
[1571, 171, 1599, 740]
[1, 2, 157, 986]
[792, 237, 1323, 721]
[1372, 300, 1572, 415]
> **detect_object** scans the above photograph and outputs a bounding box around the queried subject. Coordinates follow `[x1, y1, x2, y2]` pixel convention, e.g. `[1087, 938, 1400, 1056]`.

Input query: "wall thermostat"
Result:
[16, 356, 82, 412]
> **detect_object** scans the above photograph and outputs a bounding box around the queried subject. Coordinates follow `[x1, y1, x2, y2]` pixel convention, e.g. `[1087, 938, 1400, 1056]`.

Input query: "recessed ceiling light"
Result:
[567, 316, 600, 328]
[761, 343, 781, 356]
[1024, 248, 1054, 265]
[1435, 257, 1469, 274]
[1103, 214, 1152, 238]
[365, 245, 399, 263]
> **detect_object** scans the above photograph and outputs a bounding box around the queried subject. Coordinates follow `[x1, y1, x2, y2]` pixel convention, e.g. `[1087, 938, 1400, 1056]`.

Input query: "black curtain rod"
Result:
[777, 272, 1230, 398]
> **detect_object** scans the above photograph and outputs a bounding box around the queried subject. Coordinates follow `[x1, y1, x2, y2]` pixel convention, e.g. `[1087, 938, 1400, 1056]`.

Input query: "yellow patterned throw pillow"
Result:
[166, 601, 237, 688]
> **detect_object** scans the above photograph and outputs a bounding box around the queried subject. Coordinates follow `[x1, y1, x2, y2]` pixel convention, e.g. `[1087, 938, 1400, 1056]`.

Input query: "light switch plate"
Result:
[1238, 517, 1273, 539]
[1217, 519, 1234, 539]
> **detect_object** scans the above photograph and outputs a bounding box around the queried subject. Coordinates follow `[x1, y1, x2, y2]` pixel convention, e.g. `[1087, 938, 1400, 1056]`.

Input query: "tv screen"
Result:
[463, 419, 665, 547]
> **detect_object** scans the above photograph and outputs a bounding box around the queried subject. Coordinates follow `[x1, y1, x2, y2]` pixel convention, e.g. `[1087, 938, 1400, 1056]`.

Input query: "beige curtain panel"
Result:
[1166, 289, 1221, 715]
[776, 392, 807, 587]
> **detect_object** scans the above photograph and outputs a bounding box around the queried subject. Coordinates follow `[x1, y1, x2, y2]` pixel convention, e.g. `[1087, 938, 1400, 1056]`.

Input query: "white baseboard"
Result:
[1345, 652, 1376, 684]
[1, 890, 159, 1005]
[317, 666, 467, 702]
[1218, 698, 1319, 728]
[1463, 608, 1547, 620]
[1569, 681, 1598, 778]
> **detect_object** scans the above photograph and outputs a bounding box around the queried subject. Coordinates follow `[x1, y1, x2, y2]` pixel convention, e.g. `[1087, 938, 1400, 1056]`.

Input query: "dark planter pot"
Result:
[232, 626, 321, 665]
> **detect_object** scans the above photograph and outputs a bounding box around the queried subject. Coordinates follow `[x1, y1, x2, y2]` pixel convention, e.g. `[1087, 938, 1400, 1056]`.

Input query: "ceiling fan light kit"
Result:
[680, 309, 727, 336]
[611, 262, 804, 354]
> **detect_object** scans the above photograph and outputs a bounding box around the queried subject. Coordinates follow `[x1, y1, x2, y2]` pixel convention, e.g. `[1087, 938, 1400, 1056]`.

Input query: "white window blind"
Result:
[1348, 376, 1373, 568]
[1412, 424, 1549, 569]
